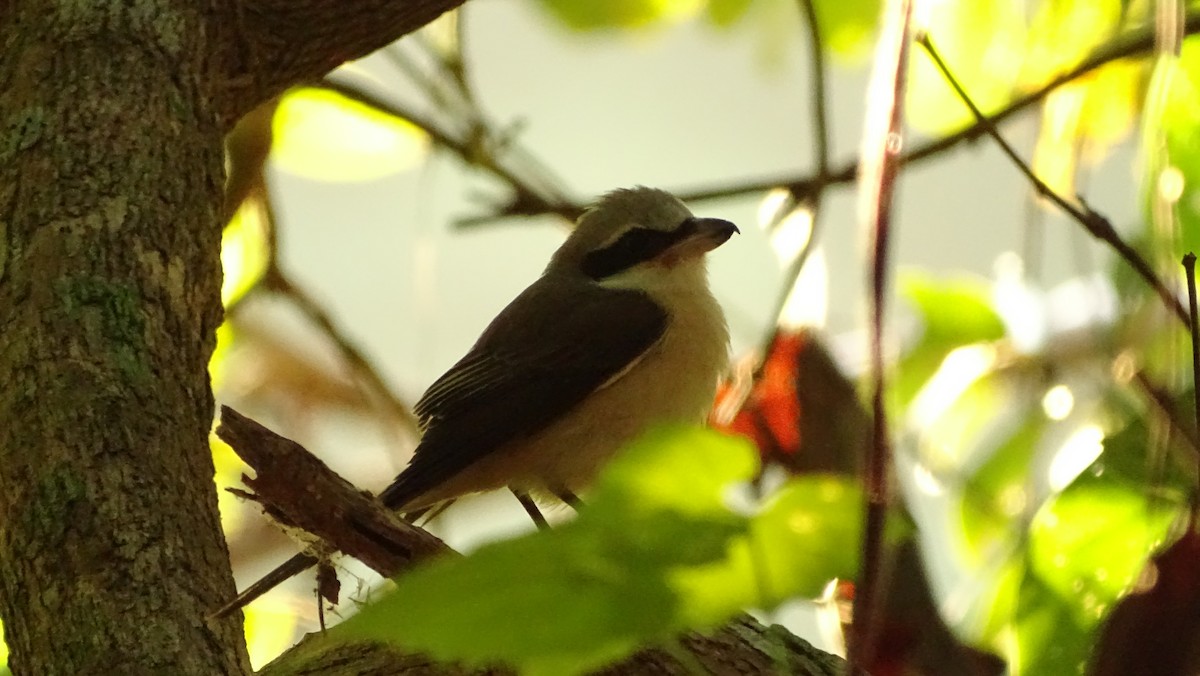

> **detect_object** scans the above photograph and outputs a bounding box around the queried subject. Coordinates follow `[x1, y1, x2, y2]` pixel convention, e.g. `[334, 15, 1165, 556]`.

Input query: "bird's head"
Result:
[548, 187, 739, 287]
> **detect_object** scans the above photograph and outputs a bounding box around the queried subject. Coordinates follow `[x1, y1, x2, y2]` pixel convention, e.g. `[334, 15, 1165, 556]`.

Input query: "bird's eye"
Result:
[581, 227, 681, 280]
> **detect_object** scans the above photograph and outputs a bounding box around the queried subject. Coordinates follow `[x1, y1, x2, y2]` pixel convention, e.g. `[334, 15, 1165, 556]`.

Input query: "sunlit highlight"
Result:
[908, 344, 997, 430]
[221, 200, 269, 307]
[757, 188, 792, 230]
[777, 248, 828, 329]
[992, 251, 1046, 352]
[911, 462, 945, 497]
[1047, 424, 1104, 492]
[1111, 351, 1137, 383]
[1159, 165, 1185, 204]
[1041, 384, 1074, 421]
[814, 579, 847, 657]
[272, 88, 429, 182]
[769, 207, 814, 268]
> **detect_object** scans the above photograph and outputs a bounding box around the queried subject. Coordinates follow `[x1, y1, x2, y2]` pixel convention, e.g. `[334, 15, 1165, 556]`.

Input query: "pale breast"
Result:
[405, 264, 730, 506]
[508, 272, 730, 493]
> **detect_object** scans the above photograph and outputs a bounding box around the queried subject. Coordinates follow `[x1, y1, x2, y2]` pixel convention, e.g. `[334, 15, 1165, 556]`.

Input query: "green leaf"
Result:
[907, 1, 1026, 132]
[1095, 406, 1194, 496]
[1028, 475, 1179, 615]
[1005, 471, 1184, 674]
[1012, 572, 1093, 676]
[810, 0, 881, 58]
[895, 273, 1006, 406]
[1021, 0, 1122, 86]
[1143, 37, 1200, 257]
[706, 0, 756, 27]
[338, 427, 755, 675]
[534, 0, 701, 31]
[960, 417, 1045, 554]
[338, 428, 864, 675]
[671, 475, 865, 623]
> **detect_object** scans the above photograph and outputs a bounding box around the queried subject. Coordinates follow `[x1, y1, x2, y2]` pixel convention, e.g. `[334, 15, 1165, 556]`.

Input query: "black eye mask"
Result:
[581, 219, 697, 280]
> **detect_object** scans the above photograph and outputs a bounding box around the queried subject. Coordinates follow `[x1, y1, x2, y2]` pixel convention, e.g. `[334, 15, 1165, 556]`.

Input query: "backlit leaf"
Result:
[1143, 37, 1200, 257]
[271, 87, 429, 182]
[907, 1, 1026, 132]
[706, 0, 756, 27]
[810, 0, 881, 58]
[895, 273, 1006, 406]
[535, 0, 702, 31]
[220, 198, 269, 307]
[338, 427, 863, 675]
[1021, 0, 1121, 86]
[1005, 471, 1184, 674]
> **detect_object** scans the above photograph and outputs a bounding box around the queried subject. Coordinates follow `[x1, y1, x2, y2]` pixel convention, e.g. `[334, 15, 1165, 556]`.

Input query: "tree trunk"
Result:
[0, 3, 246, 673]
[0, 0, 464, 672]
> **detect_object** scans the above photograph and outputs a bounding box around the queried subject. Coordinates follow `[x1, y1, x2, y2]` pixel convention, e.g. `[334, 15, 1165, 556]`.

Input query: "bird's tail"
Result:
[212, 551, 318, 618]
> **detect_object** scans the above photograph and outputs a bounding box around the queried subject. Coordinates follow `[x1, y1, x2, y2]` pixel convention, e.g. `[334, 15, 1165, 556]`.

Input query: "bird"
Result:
[216, 186, 738, 616]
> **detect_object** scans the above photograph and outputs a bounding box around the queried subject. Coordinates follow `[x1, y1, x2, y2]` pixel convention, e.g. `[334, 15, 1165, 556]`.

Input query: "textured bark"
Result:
[225, 0, 469, 126]
[0, 3, 248, 674]
[0, 0, 463, 672]
[258, 615, 845, 676]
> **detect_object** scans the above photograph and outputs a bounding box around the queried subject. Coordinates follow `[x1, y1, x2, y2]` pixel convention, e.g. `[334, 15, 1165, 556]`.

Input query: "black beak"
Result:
[681, 217, 740, 247]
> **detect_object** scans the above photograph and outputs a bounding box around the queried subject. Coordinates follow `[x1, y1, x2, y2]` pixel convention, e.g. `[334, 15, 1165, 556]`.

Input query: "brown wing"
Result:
[378, 274, 667, 508]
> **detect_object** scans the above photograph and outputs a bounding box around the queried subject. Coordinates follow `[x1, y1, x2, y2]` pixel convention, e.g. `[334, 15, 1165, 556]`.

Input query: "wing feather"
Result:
[380, 275, 667, 508]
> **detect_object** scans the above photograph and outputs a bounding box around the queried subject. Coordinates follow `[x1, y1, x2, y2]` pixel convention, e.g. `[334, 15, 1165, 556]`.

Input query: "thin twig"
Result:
[918, 34, 1189, 327]
[670, 9, 1200, 207]
[1132, 370, 1200, 454]
[1183, 253, 1200, 521]
[798, 0, 831, 191]
[317, 76, 579, 224]
[755, 0, 834, 352]
[849, 0, 913, 672]
[263, 267, 422, 435]
[329, 10, 1200, 229]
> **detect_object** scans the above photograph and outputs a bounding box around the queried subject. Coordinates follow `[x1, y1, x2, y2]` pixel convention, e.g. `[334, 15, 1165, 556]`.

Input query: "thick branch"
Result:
[260, 614, 844, 676]
[217, 407, 450, 579]
[224, 0, 468, 124]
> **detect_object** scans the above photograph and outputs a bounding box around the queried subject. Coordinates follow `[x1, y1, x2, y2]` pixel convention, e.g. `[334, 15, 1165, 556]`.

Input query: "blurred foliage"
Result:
[340, 428, 865, 675]
[204, 0, 1200, 673]
[535, 0, 704, 30]
[1143, 36, 1200, 257]
[244, 604, 300, 670]
[220, 199, 270, 307]
[894, 273, 1006, 407]
[271, 87, 429, 182]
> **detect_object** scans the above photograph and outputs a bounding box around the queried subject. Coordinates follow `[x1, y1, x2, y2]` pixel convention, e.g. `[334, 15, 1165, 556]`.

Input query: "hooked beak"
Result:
[659, 217, 740, 263]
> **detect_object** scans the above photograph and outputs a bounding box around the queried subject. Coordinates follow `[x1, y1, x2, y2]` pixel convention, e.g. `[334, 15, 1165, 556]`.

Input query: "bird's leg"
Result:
[553, 488, 583, 512]
[511, 489, 550, 530]
[403, 499, 455, 526]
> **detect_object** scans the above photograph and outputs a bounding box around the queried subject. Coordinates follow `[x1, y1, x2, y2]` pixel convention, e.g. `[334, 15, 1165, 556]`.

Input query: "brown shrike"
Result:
[219, 186, 738, 615]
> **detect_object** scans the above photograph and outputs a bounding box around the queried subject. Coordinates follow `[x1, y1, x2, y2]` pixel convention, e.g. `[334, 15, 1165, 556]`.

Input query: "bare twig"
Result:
[1183, 254, 1200, 520]
[433, 8, 1200, 224]
[321, 9, 1200, 230]
[1132, 370, 1200, 454]
[849, 0, 913, 672]
[212, 407, 454, 618]
[756, 0, 834, 351]
[317, 76, 579, 225]
[918, 34, 1189, 327]
[671, 9, 1200, 207]
[261, 266, 422, 435]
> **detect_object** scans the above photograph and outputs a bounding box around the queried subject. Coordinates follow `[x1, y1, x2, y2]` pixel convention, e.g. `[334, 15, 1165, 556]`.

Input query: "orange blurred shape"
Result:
[711, 329, 865, 477]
